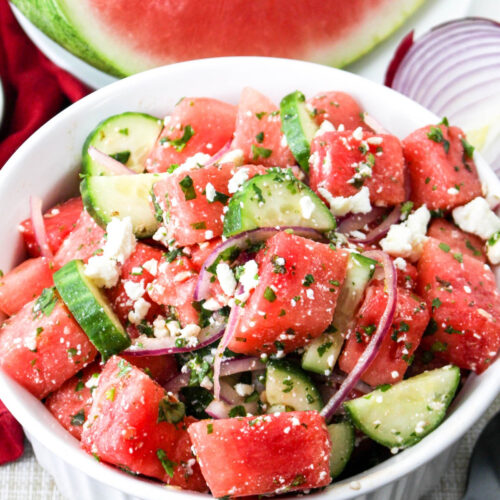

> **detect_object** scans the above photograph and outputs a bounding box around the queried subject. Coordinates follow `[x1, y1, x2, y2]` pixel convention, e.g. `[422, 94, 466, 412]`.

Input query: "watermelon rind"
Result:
[10, 0, 426, 78]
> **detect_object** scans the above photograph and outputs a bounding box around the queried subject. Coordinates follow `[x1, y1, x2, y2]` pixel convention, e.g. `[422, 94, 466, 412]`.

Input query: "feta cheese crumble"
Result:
[314, 120, 335, 138]
[452, 197, 500, 240]
[380, 205, 431, 261]
[318, 186, 371, 217]
[216, 262, 237, 296]
[228, 167, 250, 194]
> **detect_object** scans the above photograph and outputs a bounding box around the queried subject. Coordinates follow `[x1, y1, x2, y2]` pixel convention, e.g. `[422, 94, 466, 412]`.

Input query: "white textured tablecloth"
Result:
[1, 395, 499, 500]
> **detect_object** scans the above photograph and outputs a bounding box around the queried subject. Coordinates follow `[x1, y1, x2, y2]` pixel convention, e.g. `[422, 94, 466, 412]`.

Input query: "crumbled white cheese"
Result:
[200, 376, 214, 391]
[205, 182, 216, 202]
[234, 383, 255, 397]
[487, 234, 500, 264]
[216, 262, 237, 296]
[238, 260, 260, 294]
[152, 226, 169, 246]
[176, 153, 211, 174]
[228, 167, 250, 194]
[84, 255, 120, 288]
[103, 216, 136, 264]
[142, 259, 158, 276]
[447, 187, 459, 195]
[318, 186, 371, 217]
[380, 205, 431, 261]
[180, 324, 201, 339]
[452, 197, 500, 240]
[314, 120, 335, 138]
[205, 230, 214, 240]
[128, 298, 151, 325]
[299, 196, 316, 220]
[352, 126, 364, 141]
[166, 320, 181, 337]
[393, 257, 407, 271]
[152, 316, 169, 338]
[123, 280, 145, 301]
[220, 148, 245, 167]
[203, 298, 223, 311]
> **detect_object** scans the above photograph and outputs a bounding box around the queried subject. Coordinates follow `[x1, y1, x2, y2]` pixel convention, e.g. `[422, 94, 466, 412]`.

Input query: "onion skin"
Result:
[30, 196, 53, 259]
[88, 146, 137, 175]
[385, 31, 414, 87]
[320, 250, 397, 421]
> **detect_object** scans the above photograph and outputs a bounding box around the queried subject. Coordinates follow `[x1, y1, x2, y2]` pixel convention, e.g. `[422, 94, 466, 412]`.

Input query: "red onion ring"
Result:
[124, 320, 225, 356]
[29, 196, 53, 259]
[337, 207, 386, 235]
[87, 146, 137, 175]
[320, 250, 397, 421]
[194, 226, 325, 301]
[363, 114, 391, 135]
[206, 381, 259, 418]
[203, 140, 232, 167]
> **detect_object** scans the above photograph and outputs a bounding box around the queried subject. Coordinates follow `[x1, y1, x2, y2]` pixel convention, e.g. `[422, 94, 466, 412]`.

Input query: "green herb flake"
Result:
[167, 163, 180, 173]
[431, 297, 442, 311]
[251, 144, 272, 161]
[255, 131, 264, 143]
[453, 252, 463, 263]
[466, 240, 482, 257]
[191, 221, 207, 230]
[117, 359, 132, 377]
[109, 150, 131, 164]
[427, 126, 450, 154]
[75, 381, 85, 392]
[105, 387, 116, 401]
[70, 409, 86, 426]
[400, 201, 414, 220]
[156, 449, 176, 478]
[32, 288, 58, 318]
[461, 137, 475, 159]
[317, 341, 333, 357]
[263, 286, 276, 302]
[207, 423, 213, 434]
[179, 175, 197, 201]
[439, 242, 450, 253]
[302, 274, 315, 287]
[163, 124, 195, 152]
[377, 384, 391, 392]
[118, 128, 129, 136]
[229, 405, 246, 418]
[158, 397, 185, 424]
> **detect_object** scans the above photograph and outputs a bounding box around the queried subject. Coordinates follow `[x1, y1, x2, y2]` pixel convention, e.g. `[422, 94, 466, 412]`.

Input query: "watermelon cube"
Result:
[147, 98, 237, 173]
[0, 257, 54, 316]
[403, 124, 482, 211]
[18, 197, 83, 257]
[307, 91, 366, 130]
[54, 210, 105, 269]
[188, 411, 331, 497]
[0, 293, 97, 399]
[427, 218, 485, 262]
[81, 356, 206, 492]
[339, 284, 430, 386]
[309, 130, 405, 206]
[228, 232, 348, 355]
[417, 238, 500, 372]
[232, 87, 295, 167]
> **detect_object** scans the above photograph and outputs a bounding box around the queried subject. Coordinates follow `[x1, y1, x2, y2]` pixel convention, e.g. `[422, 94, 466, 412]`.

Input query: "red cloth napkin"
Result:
[0, 0, 90, 168]
[0, 0, 91, 463]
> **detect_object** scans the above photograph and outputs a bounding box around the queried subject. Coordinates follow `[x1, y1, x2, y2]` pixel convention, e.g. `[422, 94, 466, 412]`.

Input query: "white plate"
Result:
[9, 0, 482, 89]
[0, 57, 499, 500]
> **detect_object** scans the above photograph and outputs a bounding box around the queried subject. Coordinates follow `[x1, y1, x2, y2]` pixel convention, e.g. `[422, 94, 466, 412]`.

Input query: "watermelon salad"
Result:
[1, 87, 500, 497]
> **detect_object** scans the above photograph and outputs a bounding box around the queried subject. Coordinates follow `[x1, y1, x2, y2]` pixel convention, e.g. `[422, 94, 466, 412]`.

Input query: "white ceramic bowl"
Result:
[0, 57, 499, 500]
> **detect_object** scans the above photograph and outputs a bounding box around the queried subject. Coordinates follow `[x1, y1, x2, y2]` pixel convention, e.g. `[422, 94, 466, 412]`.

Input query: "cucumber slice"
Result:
[280, 91, 319, 172]
[328, 421, 355, 478]
[344, 365, 460, 449]
[53, 260, 131, 360]
[302, 253, 376, 374]
[82, 112, 162, 176]
[223, 170, 335, 237]
[81, 173, 165, 238]
[265, 359, 323, 412]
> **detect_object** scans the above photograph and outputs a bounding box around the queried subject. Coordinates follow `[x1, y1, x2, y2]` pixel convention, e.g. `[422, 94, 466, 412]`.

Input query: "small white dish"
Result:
[0, 57, 499, 500]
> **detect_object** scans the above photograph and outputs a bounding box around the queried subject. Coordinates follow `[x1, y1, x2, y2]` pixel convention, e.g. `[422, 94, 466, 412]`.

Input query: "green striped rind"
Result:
[82, 112, 162, 176]
[80, 173, 165, 238]
[265, 359, 323, 412]
[344, 365, 460, 449]
[53, 260, 130, 360]
[328, 421, 354, 478]
[280, 91, 318, 172]
[223, 171, 336, 237]
[10, 0, 124, 77]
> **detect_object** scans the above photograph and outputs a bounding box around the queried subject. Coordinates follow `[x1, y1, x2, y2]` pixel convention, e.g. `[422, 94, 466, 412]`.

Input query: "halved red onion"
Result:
[30, 196, 53, 259]
[87, 146, 137, 175]
[194, 227, 325, 301]
[337, 207, 386, 235]
[164, 372, 190, 394]
[124, 320, 225, 356]
[205, 399, 231, 419]
[207, 381, 259, 418]
[320, 250, 397, 421]
[386, 18, 500, 171]
[203, 140, 232, 167]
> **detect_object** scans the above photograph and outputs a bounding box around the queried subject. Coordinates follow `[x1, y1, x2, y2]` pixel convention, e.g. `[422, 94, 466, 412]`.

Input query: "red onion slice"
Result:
[203, 140, 232, 167]
[386, 18, 500, 171]
[124, 320, 225, 356]
[87, 146, 137, 175]
[29, 196, 53, 259]
[320, 250, 397, 421]
[337, 207, 386, 235]
[194, 226, 325, 301]
[207, 381, 259, 418]
[363, 113, 391, 135]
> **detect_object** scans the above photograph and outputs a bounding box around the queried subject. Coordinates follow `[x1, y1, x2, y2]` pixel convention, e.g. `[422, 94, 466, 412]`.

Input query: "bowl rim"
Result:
[0, 56, 499, 500]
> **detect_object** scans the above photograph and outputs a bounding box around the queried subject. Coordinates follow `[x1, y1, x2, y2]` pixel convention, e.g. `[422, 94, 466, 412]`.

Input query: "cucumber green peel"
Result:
[53, 260, 130, 360]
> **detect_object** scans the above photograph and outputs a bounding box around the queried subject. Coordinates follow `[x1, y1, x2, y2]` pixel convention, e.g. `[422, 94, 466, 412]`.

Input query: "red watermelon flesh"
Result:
[232, 87, 295, 167]
[45, 362, 101, 440]
[81, 356, 206, 492]
[427, 218, 486, 262]
[228, 232, 348, 355]
[307, 91, 367, 130]
[417, 238, 500, 373]
[309, 130, 405, 206]
[54, 210, 105, 269]
[189, 238, 223, 272]
[0, 257, 54, 316]
[403, 125, 482, 211]
[29, 0, 425, 77]
[0, 295, 97, 399]
[146, 98, 237, 173]
[188, 411, 331, 497]
[152, 163, 266, 246]
[18, 197, 83, 257]
[338, 284, 430, 386]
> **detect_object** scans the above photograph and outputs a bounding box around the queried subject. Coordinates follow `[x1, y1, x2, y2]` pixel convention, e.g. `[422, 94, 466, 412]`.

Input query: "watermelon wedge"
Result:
[11, 0, 426, 78]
